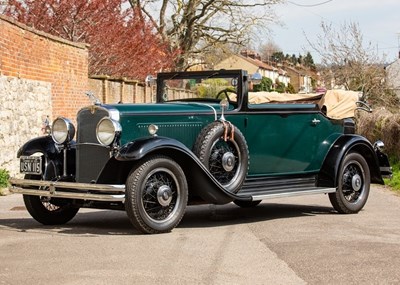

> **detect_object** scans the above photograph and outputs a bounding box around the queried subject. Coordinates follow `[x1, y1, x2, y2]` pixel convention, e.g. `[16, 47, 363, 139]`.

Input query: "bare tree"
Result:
[129, 0, 282, 71]
[307, 21, 398, 107]
[259, 41, 281, 62]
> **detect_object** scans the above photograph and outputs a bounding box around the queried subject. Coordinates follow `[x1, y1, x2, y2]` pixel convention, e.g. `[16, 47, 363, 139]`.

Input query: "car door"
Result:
[244, 104, 341, 176]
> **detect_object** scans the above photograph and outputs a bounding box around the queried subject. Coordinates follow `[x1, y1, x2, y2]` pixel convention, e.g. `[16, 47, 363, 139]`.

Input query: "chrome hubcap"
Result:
[157, 185, 173, 206]
[222, 152, 236, 172]
[352, 174, 362, 191]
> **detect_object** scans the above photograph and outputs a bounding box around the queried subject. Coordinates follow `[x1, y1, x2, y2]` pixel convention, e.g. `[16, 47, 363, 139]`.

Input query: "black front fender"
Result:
[116, 136, 189, 161]
[318, 135, 383, 187]
[17, 136, 76, 179]
[17, 136, 58, 158]
[112, 136, 235, 204]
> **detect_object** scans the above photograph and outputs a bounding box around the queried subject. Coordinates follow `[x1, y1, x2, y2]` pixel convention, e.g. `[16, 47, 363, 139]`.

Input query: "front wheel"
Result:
[329, 153, 370, 214]
[23, 195, 79, 225]
[23, 175, 79, 225]
[125, 155, 188, 234]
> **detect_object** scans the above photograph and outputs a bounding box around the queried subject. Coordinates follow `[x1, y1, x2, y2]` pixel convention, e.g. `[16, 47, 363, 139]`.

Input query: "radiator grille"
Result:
[76, 106, 110, 183]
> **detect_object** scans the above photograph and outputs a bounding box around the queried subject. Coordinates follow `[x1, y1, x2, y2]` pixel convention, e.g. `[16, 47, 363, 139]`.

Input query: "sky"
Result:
[263, 0, 400, 63]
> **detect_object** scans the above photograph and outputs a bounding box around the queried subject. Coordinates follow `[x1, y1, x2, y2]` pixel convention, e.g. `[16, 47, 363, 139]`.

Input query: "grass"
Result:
[0, 169, 10, 196]
[384, 159, 400, 193]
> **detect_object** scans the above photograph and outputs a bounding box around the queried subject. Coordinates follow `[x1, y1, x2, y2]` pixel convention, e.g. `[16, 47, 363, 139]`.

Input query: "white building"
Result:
[385, 55, 400, 97]
[214, 53, 290, 87]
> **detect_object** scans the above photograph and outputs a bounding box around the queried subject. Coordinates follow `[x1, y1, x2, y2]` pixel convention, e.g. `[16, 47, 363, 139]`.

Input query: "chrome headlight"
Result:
[51, 117, 75, 144]
[96, 117, 122, 146]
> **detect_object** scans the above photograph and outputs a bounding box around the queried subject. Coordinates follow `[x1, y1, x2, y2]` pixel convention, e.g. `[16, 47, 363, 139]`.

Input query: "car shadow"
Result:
[180, 202, 335, 229]
[0, 209, 138, 235]
[0, 202, 335, 236]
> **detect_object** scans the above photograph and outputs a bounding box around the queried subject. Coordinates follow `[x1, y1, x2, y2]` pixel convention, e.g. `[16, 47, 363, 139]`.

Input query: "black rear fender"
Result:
[318, 135, 383, 187]
[98, 137, 234, 204]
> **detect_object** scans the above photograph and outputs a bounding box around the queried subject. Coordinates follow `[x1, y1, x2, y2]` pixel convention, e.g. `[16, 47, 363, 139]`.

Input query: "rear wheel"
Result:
[329, 153, 370, 214]
[125, 155, 188, 234]
[23, 175, 79, 225]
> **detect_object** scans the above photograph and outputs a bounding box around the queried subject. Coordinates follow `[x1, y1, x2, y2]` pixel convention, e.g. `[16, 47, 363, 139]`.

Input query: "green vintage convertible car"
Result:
[10, 69, 391, 234]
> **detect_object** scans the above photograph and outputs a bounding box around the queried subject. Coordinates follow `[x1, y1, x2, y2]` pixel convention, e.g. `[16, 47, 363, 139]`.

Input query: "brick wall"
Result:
[0, 15, 89, 175]
[0, 14, 89, 120]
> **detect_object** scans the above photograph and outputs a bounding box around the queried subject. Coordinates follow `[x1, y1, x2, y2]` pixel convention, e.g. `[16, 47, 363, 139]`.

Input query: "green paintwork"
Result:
[108, 101, 344, 177]
[110, 103, 222, 146]
[244, 110, 342, 176]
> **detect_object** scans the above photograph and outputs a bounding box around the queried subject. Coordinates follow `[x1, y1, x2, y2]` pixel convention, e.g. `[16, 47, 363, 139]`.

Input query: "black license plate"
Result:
[20, 156, 42, 175]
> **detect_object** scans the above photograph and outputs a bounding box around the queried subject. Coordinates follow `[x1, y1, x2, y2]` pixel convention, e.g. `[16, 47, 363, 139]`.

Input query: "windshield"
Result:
[159, 73, 239, 103]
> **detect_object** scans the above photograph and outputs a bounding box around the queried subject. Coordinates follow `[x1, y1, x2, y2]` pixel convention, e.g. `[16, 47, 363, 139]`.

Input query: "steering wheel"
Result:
[215, 88, 237, 104]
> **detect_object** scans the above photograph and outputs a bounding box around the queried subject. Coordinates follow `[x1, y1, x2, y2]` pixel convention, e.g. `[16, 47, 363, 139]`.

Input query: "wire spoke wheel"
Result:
[329, 152, 370, 214]
[142, 168, 179, 222]
[342, 163, 364, 203]
[208, 138, 240, 185]
[125, 155, 188, 234]
[193, 121, 249, 193]
[40, 196, 61, 212]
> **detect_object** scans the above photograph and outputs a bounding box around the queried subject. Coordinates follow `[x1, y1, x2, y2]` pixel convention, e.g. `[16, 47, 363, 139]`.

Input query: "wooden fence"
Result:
[89, 76, 196, 104]
[89, 76, 155, 104]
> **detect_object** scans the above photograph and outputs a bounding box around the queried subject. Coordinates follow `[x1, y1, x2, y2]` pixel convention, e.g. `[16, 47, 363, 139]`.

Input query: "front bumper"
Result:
[9, 178, 126, 202]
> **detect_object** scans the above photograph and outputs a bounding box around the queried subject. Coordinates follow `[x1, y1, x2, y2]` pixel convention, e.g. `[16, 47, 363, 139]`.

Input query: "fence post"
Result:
[102, 76, 109, 103]
[120, 77, 125, 103]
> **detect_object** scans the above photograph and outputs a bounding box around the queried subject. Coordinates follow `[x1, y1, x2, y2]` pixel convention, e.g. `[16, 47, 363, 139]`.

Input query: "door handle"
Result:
[311, 118, 321, 126]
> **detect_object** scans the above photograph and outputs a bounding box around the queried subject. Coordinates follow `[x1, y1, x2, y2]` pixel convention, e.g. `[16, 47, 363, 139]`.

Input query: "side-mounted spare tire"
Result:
[193, 121, 249, 193]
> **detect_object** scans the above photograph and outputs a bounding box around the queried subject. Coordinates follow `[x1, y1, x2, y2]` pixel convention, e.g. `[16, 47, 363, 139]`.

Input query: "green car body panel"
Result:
[111, 102, 343, 177]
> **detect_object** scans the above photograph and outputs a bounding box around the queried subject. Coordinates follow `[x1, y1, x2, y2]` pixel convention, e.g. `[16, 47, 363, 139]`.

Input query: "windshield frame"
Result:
[156, 69, 248, 109]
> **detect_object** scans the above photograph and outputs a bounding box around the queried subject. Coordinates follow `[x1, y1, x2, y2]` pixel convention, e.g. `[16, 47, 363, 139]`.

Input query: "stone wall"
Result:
[0, 76, 52, 176]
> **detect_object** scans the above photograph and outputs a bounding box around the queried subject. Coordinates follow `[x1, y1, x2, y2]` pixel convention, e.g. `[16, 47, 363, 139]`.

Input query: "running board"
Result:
[235, 176, 336, 201]
[237, 187, 336, 201]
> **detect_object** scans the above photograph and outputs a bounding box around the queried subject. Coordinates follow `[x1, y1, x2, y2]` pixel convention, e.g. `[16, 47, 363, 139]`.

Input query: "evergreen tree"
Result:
[303, 52, 316, 70]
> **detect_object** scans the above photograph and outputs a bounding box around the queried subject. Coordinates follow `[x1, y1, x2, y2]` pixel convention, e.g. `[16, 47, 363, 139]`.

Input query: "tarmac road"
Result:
[0, 185, 399, 285]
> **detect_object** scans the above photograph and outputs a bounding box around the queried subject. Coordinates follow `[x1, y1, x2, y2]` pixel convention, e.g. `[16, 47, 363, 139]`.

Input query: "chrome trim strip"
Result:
[251, 187, 336, 200]
[191, 103, 218, 121]
[380, 166, 392, 172]
[380, 167, 393, 179]
[170, 102, 218, 120]
[9, 178, 125, 202]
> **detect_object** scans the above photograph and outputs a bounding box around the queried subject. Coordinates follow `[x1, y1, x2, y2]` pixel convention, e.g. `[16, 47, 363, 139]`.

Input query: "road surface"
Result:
[0, 185, 399, 284]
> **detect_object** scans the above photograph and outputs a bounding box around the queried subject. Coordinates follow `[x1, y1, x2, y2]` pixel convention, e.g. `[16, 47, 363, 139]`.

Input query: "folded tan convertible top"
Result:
[248, 90, 360, 120]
